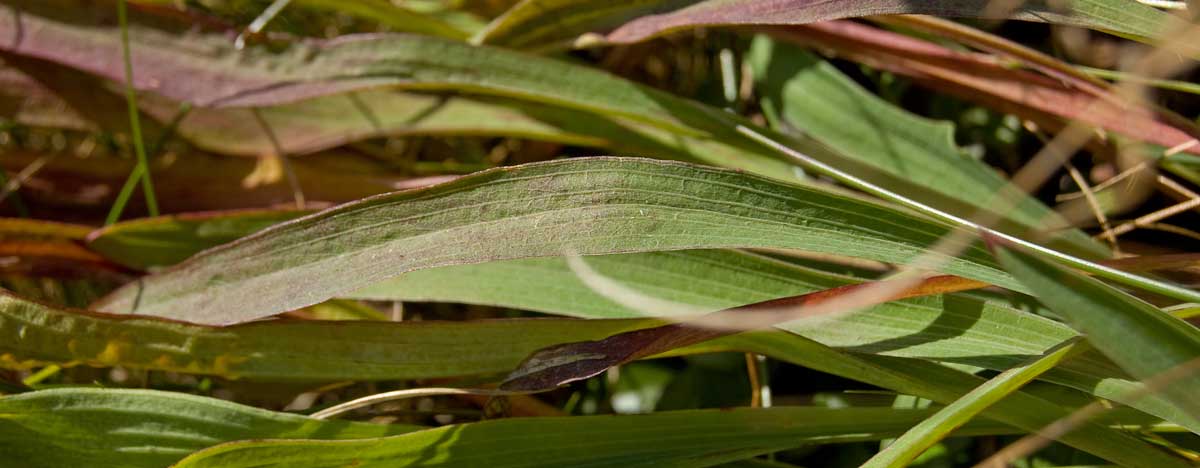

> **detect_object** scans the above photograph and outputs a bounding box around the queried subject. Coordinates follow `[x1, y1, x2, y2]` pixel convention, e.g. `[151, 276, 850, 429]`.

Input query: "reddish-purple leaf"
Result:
[771, 21, 1200, 155]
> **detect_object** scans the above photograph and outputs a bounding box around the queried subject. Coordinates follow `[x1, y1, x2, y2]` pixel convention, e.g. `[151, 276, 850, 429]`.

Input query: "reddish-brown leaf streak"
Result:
[0, 240, 134, 283]
[500, 274, 985, 391]
[769, 21, 1200, 156]
[501, 251, 1200, 391]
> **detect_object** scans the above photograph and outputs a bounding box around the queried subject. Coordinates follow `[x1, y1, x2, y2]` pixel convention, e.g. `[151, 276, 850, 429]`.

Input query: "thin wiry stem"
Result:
[115, 0, 158, 219]
[105, 104, 190, 225]
[311, 388, 523, 420]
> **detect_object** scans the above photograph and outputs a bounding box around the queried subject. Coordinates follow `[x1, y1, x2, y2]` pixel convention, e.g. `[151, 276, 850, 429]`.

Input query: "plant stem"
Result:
[115, 0, 158, 220]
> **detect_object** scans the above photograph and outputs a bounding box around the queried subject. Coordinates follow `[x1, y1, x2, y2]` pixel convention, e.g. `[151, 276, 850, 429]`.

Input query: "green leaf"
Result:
[74, 199, 1197, 430]
[476, 0, 1187, 50]
[12, 244, 1194, 432]
[746, 36, 1105, 258]
[87, 209, 312, 270]
[171, 406, 1013, 468]
[722, 331, 1192, 468]
[0, 387, 421, 468]
[5, 3, 1154, 252]
[143, 90, 798, 177]
[0, 2, 805, 181]
[282, 0, 469, 39]
[0, 218, 93, 241]
[992, 239, 1200, 424]
[1, 55, 788, 170]
[0, 290, 648, 381]
[2, 58, 774, 171]
[861, 339, 1083, 467]
[93, 158, 1017, 324]
[128, 0, 469, 39]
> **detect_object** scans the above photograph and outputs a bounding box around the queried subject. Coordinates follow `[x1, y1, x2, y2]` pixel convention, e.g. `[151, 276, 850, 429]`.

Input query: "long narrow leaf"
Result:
[476, 0, 1189, 51]
[0, 2, 1143, 254]
[7, 255, 1196, 433]
[769, 21, 1200, 156]
[0, 387, 421, 468]
[170, 405, 1087, 468]
[0, 290, 648, 380]
[747, 36, 1104, 255]
[861, 339, 1083, 467]
[78, 209, 1200, 430]
[92, 158, 1017, 324]
[723, 331, 1192, 468]
[87, 210, 312, 269]
[993, 238, 1200, 425]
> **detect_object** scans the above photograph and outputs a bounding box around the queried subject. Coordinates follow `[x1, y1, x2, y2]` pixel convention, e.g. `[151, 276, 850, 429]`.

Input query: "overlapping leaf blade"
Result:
[0, 1, 1127, 256]
[75, 208, 1197, 430]
[747, 36, 1104, 256]
[167, 404, 1137, 468]
[767, 21, 1200, 156]
[87, 210, 312, 270]
[722, 332, 1192, 467]
[0, 290, 648, 380]
[861, 339, 1082, 467]
[7, 246, 1195, 433]
[0, 57, 781, 166]
[0, 1, 805, 179]
[993, 240, 1200, 423]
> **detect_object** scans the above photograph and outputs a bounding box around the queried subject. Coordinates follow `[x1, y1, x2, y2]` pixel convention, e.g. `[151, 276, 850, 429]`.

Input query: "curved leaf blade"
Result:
[354, 251, 1200, 432]
[0, 3, 803, 181]
[0, 387, 421, 468]
[7, 266, 1195, 433]
[92, 158, 1015, 324]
